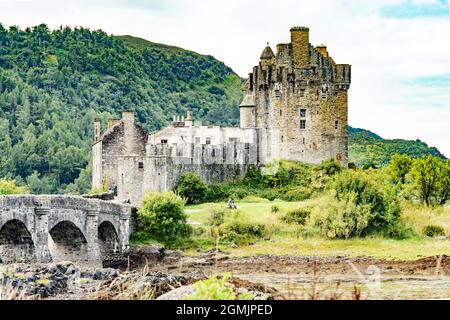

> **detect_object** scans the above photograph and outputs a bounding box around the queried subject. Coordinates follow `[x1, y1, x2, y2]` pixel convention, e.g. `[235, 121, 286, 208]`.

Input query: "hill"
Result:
[0, 24, 445, 194]
[0, 24, 242, 194]
[348, 126, 446, 166]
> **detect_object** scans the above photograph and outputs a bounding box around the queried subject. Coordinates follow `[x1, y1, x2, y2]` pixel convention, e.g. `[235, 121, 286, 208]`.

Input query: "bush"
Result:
[271, 205, 280, 214]
[221, 220, 267, 245]
[0, 179, 28, 195]
[255, 189, 280, 201]
[175, 172, 209, 204]
[206, 184, 232, 202]
[422, 225, 446, 238]
[318, 159, 343, 176]
[207, 208, 226, 227]
[186, 273, 255, 300]
[312, 170, 402, 239]
[281, 208, 311, 225]
[138, 191, 191, 244]
[280, 187, 312, 202]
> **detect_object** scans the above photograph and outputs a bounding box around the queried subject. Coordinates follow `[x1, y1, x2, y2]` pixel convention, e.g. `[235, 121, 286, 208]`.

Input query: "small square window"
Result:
[300, 120, 306, 130]
[206, 137, 211, 145]
[138, 162, 144, 169]
[161, 139, 168, 144]
[300, 109, 306, 118]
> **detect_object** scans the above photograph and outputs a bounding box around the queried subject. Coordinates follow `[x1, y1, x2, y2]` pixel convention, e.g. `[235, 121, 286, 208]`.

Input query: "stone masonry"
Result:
[0, 195, 132, 264]
[92, 27, 351, 207]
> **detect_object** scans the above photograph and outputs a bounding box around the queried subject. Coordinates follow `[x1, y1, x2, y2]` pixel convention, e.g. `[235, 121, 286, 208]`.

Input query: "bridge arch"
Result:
[48, 221, 88, 262]
[0, 195, 132, 263]
[0, 219, 36, 263]
[98, 221, 120, 259]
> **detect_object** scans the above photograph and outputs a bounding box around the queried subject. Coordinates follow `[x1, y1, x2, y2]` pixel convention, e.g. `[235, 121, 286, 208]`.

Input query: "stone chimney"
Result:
[122, 110, 135, 155]
[290, 26, 310, 70]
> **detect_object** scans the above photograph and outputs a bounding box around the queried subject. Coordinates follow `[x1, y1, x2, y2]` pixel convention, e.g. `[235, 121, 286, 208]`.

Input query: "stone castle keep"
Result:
[92, 27, 351, 206]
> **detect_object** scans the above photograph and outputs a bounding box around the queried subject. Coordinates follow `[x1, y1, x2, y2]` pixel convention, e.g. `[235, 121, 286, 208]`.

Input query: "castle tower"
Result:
[239, 26, 351, 167]
[290, 26, 310, 70]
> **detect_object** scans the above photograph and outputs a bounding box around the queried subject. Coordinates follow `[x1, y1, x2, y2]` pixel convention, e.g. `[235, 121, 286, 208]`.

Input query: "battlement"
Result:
[240, 26, 350, 167]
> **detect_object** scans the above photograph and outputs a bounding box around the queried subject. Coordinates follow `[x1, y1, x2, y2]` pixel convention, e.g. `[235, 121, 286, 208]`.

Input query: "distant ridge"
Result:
[348, 126, 446, 166]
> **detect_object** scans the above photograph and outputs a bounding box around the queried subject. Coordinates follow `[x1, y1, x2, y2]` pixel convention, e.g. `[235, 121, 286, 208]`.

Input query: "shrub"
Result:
[271, 205, 280, 214]
[129, 231, 154, 245]
[0, 180, 28, 195]
[186, 273, 255, 300]
[229, 186, 252, 200]
[318, 159, 343, 176]
[138, 192, 191, 244]
[175, 172, 209, 204]
[280, 187, 312, 201]
[312, 170, 402, 239]
[281, 208, 311, 225]
[206, 184, 232, 202]
[221, 220, 267, 245]
[422, 225, 446, 238]
[255, 189, 280, 201]
[207, 208, 226, 227]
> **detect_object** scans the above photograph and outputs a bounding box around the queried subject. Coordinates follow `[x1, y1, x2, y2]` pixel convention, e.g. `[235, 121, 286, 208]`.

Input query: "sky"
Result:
[0, 0, 449, 157]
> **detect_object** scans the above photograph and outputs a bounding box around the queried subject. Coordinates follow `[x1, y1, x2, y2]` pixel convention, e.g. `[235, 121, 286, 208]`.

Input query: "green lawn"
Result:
[185, 198, 450, 260]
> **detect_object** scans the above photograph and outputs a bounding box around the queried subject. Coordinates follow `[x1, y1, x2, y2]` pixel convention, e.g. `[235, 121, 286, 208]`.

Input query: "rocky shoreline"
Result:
[1, 247, 449, 300]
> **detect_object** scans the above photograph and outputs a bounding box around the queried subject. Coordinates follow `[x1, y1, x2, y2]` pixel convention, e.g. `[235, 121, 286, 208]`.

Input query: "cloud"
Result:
[380, 0, 449, 18]
[0, 0, 449, 157]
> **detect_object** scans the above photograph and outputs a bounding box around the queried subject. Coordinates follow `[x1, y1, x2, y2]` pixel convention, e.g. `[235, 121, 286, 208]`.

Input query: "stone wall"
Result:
[92, 112, 147, 190]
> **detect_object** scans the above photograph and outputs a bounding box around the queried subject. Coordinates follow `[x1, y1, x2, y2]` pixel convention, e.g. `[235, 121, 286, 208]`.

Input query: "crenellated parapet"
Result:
[240, 26, 351, 167]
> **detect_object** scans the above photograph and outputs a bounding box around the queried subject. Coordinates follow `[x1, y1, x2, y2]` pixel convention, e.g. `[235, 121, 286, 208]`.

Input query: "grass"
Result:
[184, 197, 450, 260]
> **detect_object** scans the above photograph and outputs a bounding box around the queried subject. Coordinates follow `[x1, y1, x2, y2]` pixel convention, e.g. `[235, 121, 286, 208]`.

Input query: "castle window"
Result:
[303, 138, 306, 144]
[300, 89, 305, 97]
[335, 121, 339, 130]
[281, 136, 284, 142]
[212, 149, 216, 157]
[206, 137, 211, 145]
[280, 110, 282, 116]
[161, 139, 168, 144]
[300, 120, 306, 130]
[195, 137, 201, 144]
[300, 109, 306, 118]
[138, 162, 144, 169]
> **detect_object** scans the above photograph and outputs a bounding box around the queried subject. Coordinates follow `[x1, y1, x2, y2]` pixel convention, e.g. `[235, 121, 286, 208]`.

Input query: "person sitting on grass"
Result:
[228, 198, 237, 210]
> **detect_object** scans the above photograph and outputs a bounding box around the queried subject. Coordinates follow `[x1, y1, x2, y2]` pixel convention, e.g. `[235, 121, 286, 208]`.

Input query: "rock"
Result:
[156, 285, 197, 300]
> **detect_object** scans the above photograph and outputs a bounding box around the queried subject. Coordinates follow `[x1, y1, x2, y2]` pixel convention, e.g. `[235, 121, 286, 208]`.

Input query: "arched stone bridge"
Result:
[0, 195, 133, 264]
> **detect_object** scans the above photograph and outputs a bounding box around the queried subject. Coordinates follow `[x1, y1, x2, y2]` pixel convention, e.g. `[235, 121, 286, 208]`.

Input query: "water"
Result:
[235, 273, 450, 300]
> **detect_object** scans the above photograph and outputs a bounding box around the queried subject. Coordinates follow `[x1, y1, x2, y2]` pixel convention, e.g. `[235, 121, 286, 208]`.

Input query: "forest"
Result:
[0, 24, 446, 195]
[0, 24, 242, 194]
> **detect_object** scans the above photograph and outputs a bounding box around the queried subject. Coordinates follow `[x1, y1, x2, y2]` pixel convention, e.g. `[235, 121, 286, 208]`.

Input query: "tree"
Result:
[138, 191, 190, 244]
[385, 154, 413, 185]
[0, 179, 28, 195]
[437, 160, 450, 206]
[409, 155, 441, 206]
[175, 172, 209, 204]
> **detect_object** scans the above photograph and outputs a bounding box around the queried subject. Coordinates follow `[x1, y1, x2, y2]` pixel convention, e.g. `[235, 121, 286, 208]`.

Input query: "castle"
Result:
[92, 27, 351, 206]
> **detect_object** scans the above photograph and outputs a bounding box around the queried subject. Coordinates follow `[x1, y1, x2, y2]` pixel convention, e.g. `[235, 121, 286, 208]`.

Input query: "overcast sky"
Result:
[1, 0, 449, 157]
